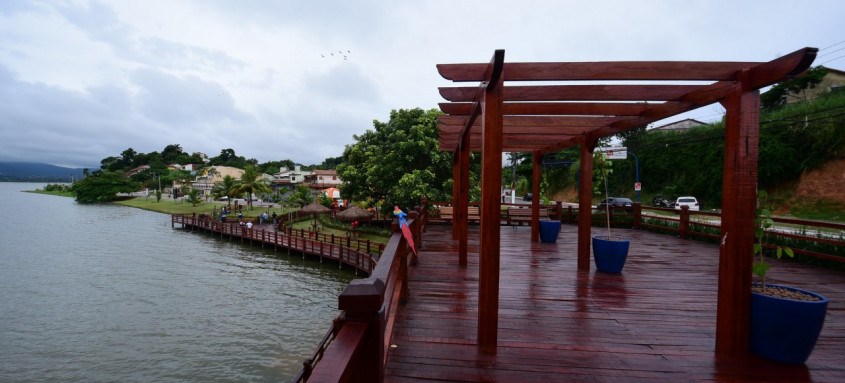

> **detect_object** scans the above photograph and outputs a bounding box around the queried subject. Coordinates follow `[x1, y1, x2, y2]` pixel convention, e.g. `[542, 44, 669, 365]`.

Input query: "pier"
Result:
[171, 214, 382, 275]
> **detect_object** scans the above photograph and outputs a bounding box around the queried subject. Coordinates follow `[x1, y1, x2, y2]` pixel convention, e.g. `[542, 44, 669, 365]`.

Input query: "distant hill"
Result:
[0, 162, 87, 182]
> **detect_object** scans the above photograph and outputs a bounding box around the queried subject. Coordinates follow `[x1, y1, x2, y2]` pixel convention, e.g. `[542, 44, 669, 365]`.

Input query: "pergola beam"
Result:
[441, 101, 653, 116]
[440, 84, 704, 102]
[437, 61, 760, 82]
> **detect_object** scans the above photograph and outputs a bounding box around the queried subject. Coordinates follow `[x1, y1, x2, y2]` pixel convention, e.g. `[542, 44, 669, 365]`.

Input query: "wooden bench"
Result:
[467, 206, 480, 223]
[431, 205, 480, 224]
[507, 207, 548, 226]
[439, 206, 454, 222]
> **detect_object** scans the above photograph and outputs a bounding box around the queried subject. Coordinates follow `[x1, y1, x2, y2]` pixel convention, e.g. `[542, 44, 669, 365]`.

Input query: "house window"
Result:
[332, 176, 337, 180]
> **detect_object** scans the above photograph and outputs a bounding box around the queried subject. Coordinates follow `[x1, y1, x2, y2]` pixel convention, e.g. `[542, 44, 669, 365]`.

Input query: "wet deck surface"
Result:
[384, 225, 845, 382]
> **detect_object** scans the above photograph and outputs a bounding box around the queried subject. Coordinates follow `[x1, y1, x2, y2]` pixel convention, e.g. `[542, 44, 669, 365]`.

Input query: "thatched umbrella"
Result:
[301, 202, 330, 230]
[336, 205, 372, 222]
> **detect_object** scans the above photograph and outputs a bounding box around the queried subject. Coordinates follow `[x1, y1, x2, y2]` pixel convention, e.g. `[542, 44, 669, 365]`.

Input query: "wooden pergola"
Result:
[436, 48, 817, 356]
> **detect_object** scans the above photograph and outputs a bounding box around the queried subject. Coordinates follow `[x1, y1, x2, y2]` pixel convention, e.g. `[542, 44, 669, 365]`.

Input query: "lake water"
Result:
[0, 182, 354, 382]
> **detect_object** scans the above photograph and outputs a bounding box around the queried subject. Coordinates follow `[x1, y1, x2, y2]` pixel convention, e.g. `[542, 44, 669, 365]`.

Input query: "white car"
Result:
[674, 196, 700, 211]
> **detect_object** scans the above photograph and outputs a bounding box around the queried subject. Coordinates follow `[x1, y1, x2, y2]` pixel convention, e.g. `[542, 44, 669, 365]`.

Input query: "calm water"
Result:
[0, 183, 354, 382]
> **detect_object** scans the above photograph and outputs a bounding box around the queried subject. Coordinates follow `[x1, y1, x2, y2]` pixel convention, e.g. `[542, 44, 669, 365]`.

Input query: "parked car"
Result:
[651, 195, 673, 208]
[674, 196, 700, 211]
[523, 192, 533, 201]
[596, 197, 634, 210]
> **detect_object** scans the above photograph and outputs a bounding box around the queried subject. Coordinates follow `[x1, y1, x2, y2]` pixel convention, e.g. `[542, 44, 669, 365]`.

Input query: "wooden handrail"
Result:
[171, 215, 378, 274]
[296, 200, 426, 382]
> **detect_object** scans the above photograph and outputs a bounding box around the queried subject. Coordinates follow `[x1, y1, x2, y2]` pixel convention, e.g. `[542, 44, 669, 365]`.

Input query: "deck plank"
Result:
[384, 225, 845, 382]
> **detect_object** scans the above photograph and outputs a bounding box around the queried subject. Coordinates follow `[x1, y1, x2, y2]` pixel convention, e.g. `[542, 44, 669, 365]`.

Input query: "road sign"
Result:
[596, 146, 627, 160]
[634, 182, 642, 191]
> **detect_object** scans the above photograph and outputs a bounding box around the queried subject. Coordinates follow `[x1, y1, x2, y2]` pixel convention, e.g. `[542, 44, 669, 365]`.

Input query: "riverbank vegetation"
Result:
[28, 183, 74, 197]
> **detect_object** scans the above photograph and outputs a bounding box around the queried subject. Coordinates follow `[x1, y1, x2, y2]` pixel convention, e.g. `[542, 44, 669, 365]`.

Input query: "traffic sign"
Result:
[634, 182, 642, 191]
[596, 146, 627, 160]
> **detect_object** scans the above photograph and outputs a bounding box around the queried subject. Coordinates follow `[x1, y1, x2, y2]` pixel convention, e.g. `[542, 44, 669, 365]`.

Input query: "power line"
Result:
[817, 46, 845, 58]
[820, 40, 845, 51]
[821, 54, 845, 66]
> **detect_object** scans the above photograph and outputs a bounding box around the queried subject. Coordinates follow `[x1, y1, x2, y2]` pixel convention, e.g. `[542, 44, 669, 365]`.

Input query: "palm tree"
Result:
[288, 184, 314, 208]
[234, 166, 271, 210]
[211, 175, 239, 206]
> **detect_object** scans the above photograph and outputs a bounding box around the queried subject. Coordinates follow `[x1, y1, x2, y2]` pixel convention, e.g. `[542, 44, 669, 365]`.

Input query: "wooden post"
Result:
[555, 201, 563, 222]
[679, 206, 690, 239]
[335, 278, 385, 383]
[715, 78, 759, 358]
[531, 150, 542, 242]
[633, 203, 642, 229]
[578, 137, 597, 271]
[458, 140, 470, 267]
[478, 50, 504, 354]
[452, 154, 460, 240]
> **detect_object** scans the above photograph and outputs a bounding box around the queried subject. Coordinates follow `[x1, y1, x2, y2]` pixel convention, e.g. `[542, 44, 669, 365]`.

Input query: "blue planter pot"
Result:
[592, 236, 630, 273]
[538, 220, 561, 243]
[750, 284, 828, 364]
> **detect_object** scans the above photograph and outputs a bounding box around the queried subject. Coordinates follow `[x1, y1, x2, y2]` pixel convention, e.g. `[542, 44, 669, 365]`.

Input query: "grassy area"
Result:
[115, 197, 294, 217]
[287, 219, 390, 246]
[785, 199, 845, 222]
[118, 196, 392, 245]
[26, 189, 74, 198]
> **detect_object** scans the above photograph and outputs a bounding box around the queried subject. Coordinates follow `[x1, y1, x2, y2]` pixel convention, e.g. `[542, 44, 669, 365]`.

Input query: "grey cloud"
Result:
[52, 1, 245, 74]
[0, 65, 150, 168]
[131, 68, 251, 125]
[140, 37, 245, 73]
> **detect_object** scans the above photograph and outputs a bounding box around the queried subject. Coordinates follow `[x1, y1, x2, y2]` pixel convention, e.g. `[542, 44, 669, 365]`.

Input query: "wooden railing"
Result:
[171, 215, 379, 274]
[427, 201, 845, 263]
[561, 203, 845, 264]
[277, 208, 394, 228]
[428, 201, 560, 224]
[294, 201, 427, 383]
[278, 227, 385, 257]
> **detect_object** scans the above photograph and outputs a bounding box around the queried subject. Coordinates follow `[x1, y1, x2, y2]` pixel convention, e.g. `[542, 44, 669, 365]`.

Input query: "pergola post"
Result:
[531, 150, 542, 242]
[452, 154, 460, 240]
[459, 142, 470, 266]
[578, 137, 597, 270]
[478, 55, 504, 355]
[715, 75, 759, 357]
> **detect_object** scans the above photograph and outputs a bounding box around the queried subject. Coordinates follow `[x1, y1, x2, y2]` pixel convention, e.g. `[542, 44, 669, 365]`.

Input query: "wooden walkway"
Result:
[384, 225, 845, 382]
[171, 215, 378, 274]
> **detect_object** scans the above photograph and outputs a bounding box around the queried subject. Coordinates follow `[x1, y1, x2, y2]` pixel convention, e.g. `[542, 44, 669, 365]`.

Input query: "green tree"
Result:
[318, 156, 343, 169]
[288, 185, 314, 208]
[336, 108, 452, 211]
[208, 148, 248, 168]
[318, 191, 333, 207]
[185, 188, 202, 207]
[72, 170, 138, 203]
[161, 144, 185, 164]
[761, 66, 828, 110]
[233, 165, 271, 209]
[211, 175, 239, 202]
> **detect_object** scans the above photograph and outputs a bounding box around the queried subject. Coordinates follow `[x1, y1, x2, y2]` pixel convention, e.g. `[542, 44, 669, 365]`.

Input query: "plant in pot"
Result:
[750, 193, 828, 364]
[538, 173, 561, 243]
[591, 150, 630, 273]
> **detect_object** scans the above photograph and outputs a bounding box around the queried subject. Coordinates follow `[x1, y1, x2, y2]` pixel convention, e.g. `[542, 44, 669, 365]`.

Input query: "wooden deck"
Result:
[384, 225, 845, 382]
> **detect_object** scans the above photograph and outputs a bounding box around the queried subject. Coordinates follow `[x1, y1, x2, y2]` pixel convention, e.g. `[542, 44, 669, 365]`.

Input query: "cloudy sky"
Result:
[1, 1, 843, 168]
